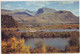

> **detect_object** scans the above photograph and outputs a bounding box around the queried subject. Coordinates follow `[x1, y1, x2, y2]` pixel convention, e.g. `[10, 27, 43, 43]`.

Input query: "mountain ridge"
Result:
[1, 7, 79, 26]
[36, 7, 57, 14]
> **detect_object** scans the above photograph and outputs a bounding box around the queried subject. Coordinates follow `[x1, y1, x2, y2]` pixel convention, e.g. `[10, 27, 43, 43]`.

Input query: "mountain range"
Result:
[1, 7, 79, 26]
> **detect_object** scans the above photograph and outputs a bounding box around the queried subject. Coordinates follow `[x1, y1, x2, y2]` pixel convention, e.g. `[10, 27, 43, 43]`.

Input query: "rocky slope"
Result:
[1, 15, 20, 28]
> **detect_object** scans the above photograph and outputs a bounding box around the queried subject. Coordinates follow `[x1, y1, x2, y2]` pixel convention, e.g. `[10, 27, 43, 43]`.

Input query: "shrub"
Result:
[69, 31, 79, 46]
[69, 36, 79, 46]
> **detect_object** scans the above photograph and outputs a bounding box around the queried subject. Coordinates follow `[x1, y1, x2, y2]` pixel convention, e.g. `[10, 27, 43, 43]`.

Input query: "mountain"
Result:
[34, 10, 79, 25]
[1, 9, 36, 23]
[1, 7, 79, 26]
[36, 7, 57, 14]
[1, 15, 20, 28]
[1, 9, 36, 16]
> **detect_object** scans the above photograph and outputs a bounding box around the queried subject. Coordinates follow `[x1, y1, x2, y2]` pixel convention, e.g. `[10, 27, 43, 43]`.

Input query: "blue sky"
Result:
[1, 1, 79, 16]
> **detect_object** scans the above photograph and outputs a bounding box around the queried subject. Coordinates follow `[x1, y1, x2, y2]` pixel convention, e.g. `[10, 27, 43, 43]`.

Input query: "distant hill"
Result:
[1, 9, 36, 16]
[1, 7, 79, 26]
[1, 15, 20, 28]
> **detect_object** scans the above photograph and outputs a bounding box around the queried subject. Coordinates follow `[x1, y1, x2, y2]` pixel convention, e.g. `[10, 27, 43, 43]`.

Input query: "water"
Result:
[25, 38, 70, 50]
[18, 29, 79, 32]
[38, 29, 79, 32]
[19, 29, 78, 50]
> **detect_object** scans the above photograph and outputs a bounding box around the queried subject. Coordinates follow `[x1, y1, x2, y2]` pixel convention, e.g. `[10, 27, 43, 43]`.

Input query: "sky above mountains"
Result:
[1, 1, 79, 16]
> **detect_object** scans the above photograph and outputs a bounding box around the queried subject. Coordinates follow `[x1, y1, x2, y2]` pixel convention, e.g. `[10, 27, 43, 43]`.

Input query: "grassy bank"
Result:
[28, 24, 79, 29]
[2, 28, 79, 39]
[2, 24, 79, 31]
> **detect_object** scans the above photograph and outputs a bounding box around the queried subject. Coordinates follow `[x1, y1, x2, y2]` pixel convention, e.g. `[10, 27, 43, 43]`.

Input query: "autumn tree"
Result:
[41, 44, 47, 53]
[2, 37, 30, 53]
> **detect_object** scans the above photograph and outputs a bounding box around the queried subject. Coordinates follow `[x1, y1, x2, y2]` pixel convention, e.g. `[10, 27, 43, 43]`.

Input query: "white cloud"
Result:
[4, 5, 11, 8]
[18, 4, 22, 7]
[2, 4, 11, 9]
[25, 2, 50, 10]
[72, 9, 79, 12]
[58, 1, 78, 5]
[71, 9, 79, 16]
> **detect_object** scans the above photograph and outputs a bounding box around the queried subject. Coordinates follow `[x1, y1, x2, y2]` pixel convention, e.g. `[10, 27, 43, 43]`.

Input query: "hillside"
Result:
[1, 15, 20, 28]
[34, 11, 79, 25]
[1, 7, 79, 26]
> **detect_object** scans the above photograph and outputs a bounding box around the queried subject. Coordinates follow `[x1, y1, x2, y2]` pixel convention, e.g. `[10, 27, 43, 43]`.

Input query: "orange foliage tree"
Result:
[41, 44, 47, 53]
[2, 37, 30, 53]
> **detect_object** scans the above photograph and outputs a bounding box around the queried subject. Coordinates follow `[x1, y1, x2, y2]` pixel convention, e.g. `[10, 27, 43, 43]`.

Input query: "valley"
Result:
[1, 7, 79, 53]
